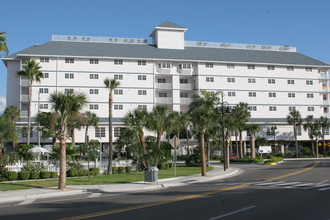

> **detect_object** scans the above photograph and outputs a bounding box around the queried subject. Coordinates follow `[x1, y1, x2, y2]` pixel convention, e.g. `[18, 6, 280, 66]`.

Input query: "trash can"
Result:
[144, 166, 159, 183]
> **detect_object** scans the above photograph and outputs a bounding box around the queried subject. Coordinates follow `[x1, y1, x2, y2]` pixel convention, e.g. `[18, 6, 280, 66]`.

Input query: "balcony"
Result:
[20, 95, 29, 102]
[156, 97, 173, 104]
[21, 79, 29, 87]
[155, 83, 172, 90]
[180, 84, 195, 90]
[180, 98, 191, 105]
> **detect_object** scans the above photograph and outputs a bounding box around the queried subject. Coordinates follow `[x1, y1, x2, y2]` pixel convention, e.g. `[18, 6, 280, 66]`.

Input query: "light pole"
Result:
[220, 92, 228, 171]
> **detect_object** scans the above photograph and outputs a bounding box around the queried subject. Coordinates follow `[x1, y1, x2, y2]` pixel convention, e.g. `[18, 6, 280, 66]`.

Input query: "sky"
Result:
[1, 0, 330, 114]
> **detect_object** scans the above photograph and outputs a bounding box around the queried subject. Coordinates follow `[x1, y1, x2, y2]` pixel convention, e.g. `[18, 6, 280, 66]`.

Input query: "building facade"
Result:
[3, 21, 330, 149]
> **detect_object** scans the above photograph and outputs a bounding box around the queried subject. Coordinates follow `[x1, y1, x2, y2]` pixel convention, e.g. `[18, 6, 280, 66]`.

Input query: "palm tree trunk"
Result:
[58, 122, 67, 190]
[139, 130, 148, 167]
[239, 131, 243, 158]
[294, 124, 298, 157]
[27, 83, 32, 145]
[108, 94, 113, 174]
[322, 129, 326, 157]
[154, 130, 162, 166]
[186, 129, 190, 155]
[200, 130, 207, 176]
[235, 132, 239, 157]
[251, 134, 256, 159]
[71, 128, 75, 146]
[315, 138, 319, 158]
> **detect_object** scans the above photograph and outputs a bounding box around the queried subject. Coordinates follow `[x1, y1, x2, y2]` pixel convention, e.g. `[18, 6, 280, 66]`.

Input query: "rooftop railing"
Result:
[52, 35, 148, 45]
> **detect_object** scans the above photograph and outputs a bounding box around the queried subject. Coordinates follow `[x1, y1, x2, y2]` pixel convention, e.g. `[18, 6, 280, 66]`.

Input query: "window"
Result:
[205, 63, 214, 68]
[324, 107, 328, 113]
[247, 65, 255, 69]
[39, 88, 49, 94]
[269, 106, 277, 111]
[114, 104, 123, 110]
[307, 93, 314, 98]
[306, 80, 313, 85]
[180, 93, 188, 98]
[138, 75, 147, 80]
[89, 89, 99, 94]
[138, 60, 146, 66]
[114, 60, 123, 65]
[323, 94, 327, 100]
[227, 78, 235, 83]
[44, 72, 49, 78]
[138, 90, 147, 95]
[248, 106, 257, 111]
[90, 59, 99, 64]
[180, 79, 188, 84]
[95, 127, 105, 138]
[40, 57, 49, 63]
[267, 65, 275, 70]
[179, 63, 192, 69]
[227, 64, 235, 69]
[114, 127, 123, 137]
[308, 107, 315, 111]
[266, 127, 275, 136]
[65, 58, 74, 63]
[157, 78, 166, 83]
[138, 105, 147, 110]
[287, 66, 294, 71]
[65, 88, 74, 93]
[249, 92, 256, 97]
[114, 74, 123, 80]
[39, 104, 48, 109]
[269, 93, 276, 97]
[288, 93, 295, 98]
[89, 104, 99, 110]
[228, 91, 236, 97]
[287, 80, 295, 84]
[22, 127, 33, 138]
[297, 126, 302, 136]
[158, 92, 167, 97]
[90, 74, 99, 79]
[114, 89, 123, 95]
[248, 78, 256, 83]
[158, 63, 171, 69]
[268, 79, 275, 84]
[305, 67, 312, 72]
[65, 73, 74, 79]
[206, 77, 214, 82]
[289, 106, 296, 112]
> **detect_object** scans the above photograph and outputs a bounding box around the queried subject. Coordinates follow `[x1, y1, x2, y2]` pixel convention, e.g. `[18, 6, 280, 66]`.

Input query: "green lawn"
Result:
[0, 166, 213, 191]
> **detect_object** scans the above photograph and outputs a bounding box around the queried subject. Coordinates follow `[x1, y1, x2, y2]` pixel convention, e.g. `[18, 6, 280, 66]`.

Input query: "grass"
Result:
[0, 166, 213, 191]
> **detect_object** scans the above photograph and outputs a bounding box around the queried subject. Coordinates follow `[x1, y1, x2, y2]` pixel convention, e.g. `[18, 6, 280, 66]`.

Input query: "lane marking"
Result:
[17, 199, 36, 206]
[319, 187, 330, 191]
[88, 193, 102, 198]
[209, 205, 256, 220]
[303, 184, 330, 189]
[275, 182, 301, 186]
[317, 180, 328, 185]
[60, 161, 320, 220]
[255, 181, 285, 186]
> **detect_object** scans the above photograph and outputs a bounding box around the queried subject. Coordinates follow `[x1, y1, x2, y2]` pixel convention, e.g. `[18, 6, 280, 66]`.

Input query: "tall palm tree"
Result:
[319, 116, 329, 157]
[0, 116, 17, 154]
[246, 123, 260, 159]
[104, 78, 120, 175]
[189, 90, 219, 176]
[35, 112, 58, 147]
[303, 115, 318, 157]
[17, 60, 44, 145]
[83, 111, 99, 145]
[50, 90, 87, 190]
[67, 112, 85, 146]
[0, 32, 8, 55]
[124, 108, 149, 167]
[287, 110, 302, 157]
[4, 106, 20, 148]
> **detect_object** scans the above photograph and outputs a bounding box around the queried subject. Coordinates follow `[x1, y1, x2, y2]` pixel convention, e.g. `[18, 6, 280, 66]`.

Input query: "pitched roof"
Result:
[156, 21, 186, 29]
[4, 40, 329, 67]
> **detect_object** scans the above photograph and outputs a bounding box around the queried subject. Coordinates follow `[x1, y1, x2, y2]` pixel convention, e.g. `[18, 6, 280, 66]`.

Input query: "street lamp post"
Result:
[220, 92, 228, 171]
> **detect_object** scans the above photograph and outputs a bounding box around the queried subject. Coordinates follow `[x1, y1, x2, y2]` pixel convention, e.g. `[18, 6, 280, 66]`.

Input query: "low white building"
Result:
[3, 21, 330, 150]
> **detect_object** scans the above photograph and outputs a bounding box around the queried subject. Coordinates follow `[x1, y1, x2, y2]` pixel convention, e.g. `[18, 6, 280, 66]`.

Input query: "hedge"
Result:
[39, 171, 51, 179]
[89, 167, 100, 176]
[18, 171, 30, 180]
[50, 172, 58, 178]
[30, 171, 39, 179]
[7, 171, 18, 181]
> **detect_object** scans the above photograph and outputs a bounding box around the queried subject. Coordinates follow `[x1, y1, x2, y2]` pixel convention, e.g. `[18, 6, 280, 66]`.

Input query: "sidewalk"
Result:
[0, 165, 241, 204]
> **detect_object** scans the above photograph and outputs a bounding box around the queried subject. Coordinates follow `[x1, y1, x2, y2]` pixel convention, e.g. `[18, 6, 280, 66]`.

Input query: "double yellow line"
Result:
[60, 161, 319, 220]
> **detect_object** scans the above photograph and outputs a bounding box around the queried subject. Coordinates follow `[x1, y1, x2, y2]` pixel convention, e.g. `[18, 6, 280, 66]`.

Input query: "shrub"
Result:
[18, 171, 30, 180]
[125, 166, 132, 173]
[0, 165, 9, 181]
[268, 157, 283, 163]
[50, 172, 58, 178]
[252, 158, 264, 164]
[77, 169, 87, 177]
[89, 167, 100, 176]
[39, 171, 51, 179]
[117, 167, 125, 174]
[30, 171, 39, 179]
[112, 167, 118, 174]
[67, 168, 78, 177]
[7, 171, 18, 181]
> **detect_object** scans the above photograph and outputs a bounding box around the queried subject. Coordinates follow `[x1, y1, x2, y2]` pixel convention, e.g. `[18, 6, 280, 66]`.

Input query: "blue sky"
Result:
[1, 0, 329, 113]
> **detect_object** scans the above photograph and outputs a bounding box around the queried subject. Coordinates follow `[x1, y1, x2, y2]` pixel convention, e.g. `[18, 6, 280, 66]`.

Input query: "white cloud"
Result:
[0, 96, 6, 115]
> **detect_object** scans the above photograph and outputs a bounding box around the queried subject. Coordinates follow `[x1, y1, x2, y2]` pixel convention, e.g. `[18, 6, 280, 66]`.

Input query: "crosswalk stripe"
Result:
[255, 181, 285, 186]
[88, 193, 102, 198]
[17, 199, 36, 206]
[318, 187, 330, 191]
[303, 184, 330, 189]
[274, 182, 301, 186]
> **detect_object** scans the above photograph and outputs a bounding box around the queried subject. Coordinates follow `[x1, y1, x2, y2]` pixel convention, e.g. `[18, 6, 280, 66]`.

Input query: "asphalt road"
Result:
[1, 159, 329, 220]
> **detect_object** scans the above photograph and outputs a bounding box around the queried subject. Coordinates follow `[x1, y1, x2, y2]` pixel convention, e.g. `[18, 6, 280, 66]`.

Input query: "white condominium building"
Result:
[3, 21, 330, 147]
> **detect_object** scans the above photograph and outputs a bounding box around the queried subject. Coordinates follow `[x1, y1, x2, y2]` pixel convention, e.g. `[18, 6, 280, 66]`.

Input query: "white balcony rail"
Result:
[155, 83, 172, 90]
[156, 97, 173, 104]
[180, 98, 191, 105]
[21, 79, 29, 86]
[52, 35, 148, 45]
[20, 95, 29, 102]
[180, 84, 195, 90]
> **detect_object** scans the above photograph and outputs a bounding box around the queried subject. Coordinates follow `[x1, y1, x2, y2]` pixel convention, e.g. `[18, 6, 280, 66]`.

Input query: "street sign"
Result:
[170, 136, 181, 148]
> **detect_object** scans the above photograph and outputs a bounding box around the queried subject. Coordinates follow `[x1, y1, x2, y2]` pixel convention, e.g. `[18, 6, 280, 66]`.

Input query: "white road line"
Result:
[303, 184, 330, 189]
[17, 199, 36, 206]
[88, 193, 102, 198]
[209, 205, 256, 220]
[275, 182, 301, 186]
[319, 187, 330, 191]
[255, 181, 285, 186]
[317, 180, 328, 185]
[292, 183, 314, 187]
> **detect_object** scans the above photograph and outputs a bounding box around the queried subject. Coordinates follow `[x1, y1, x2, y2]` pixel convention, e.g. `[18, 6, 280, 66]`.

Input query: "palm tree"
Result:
[0, 32, 8, 55]
[67, 113, 85, 146]
[178, 112, 191, 154]
[4, 106, 20, 149]
[189, 90, 219, 176]
[35, 112, 58, 147]
[50, 90, 87, 190]
[319, 116, 329, 157]
[303, 115, 318, 157]
[104, 78, 120, 175]
[83, 111, 99, 145]
[287, 110, 302, 157]
[124, 108, 149, 167]
[17, 60, 44, 144]
[246, 124, 260, 159]
[0, 116, 17, 154]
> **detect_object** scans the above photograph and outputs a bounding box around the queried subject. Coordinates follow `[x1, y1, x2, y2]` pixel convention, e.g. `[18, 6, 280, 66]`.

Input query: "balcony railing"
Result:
[21, 79, 29, 87]
[20, 95, 29, 102]
[156, 97, 173, 104]
[180, 98, 191, 105]
[155, 83, 172, 90]
[180, 84, 195, 90]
